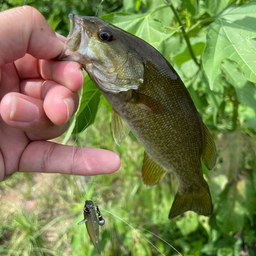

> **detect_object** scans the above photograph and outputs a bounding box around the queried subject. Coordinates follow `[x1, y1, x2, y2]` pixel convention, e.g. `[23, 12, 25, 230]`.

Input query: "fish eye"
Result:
[97, 29, 113, 42]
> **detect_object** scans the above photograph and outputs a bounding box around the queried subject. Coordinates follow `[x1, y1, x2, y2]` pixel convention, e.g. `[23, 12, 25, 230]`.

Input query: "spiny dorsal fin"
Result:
[201, 122, 217, 170]
[111, 110, 130, 146]
[168, 184, 213, 219]
[141, 151, 166, 188]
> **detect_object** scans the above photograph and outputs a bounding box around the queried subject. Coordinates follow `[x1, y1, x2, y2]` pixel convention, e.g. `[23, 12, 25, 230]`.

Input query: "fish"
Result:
[59, 14, 217, 219]
[78, 200, 105, 255]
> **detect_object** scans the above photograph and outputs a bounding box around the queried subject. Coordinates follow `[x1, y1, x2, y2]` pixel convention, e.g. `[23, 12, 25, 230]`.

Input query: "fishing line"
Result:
[71, 132, 103, 202]
[95, 0, 105, 17]
[141, 228, 183, 256]
[70, 99, 103, 201]
[101, 209, 182, 256]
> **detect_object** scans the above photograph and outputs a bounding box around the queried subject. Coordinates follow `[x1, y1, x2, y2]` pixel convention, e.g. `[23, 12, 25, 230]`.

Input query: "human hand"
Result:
[0, 6, 120, 182]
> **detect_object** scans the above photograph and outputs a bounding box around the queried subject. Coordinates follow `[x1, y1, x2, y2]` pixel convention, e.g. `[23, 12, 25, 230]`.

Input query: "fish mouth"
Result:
[68, 13, 75, 37]
[68, 14, 82, 39]
[58, 14, 89, 62]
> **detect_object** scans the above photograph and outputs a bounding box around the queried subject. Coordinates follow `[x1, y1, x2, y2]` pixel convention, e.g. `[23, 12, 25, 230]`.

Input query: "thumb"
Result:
[0, 6, 63, 66]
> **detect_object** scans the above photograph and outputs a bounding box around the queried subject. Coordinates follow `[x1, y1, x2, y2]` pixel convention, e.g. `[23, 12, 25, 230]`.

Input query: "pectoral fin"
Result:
[200, 122, 217, 170]
[168, 183, 213, 219]
[111, 110, 130, 146]
[131, 91, 164, 112]
[141, 151, 166, 188]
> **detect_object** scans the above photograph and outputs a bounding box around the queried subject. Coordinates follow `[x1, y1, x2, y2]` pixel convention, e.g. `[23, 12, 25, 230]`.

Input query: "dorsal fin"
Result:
[200, 122, 217, 170]
[141, 151, 167, 188]
[111, 110, 130, 146]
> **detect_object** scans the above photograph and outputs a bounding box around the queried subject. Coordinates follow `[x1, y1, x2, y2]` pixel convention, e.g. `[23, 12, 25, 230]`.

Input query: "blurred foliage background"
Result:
[0, 0, 256, 255]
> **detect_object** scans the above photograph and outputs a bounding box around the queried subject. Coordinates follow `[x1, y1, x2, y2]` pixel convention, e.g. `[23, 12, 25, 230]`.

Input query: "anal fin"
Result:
[141, 151, 166, 188]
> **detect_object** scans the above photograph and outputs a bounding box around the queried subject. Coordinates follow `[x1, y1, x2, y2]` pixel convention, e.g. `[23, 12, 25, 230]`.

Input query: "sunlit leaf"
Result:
[47, 13, 61, 31]
[175, 42, 205, 66]
[63, 75, 101, 143]
[205, 0, 230, 16]
[202, 1, 256, 89]
[216, 185, 245, 234]
[101, 7, 179, 50]
[176, 212, 199, 236]
[217, 247, 233, 256]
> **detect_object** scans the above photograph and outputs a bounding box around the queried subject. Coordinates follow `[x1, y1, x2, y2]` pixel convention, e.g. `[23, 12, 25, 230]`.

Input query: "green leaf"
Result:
[205, 70, 225, 125]
[235, 84, 256, 114]
[62, 75, 101, 143]
[175, 42, 205, 66]
[123, 0, 135, 12]
[183, 0, 197, 15]
[176, 212, 199, 236]
[222, 60, 256, 118]
[205, 0, 230, 16]
[202, 1, 256, 89]
[217, 247, 233, 256]
[6, 0, 23, 4]
[221, 59, 247, 89]
[74, 89, 102, 134]
[101, 7, 179, 50]
[216, 185, 245, 234]
[244, 117, 256, 132]
[135, 0, 141, 12]
[47, 13, 61, 31]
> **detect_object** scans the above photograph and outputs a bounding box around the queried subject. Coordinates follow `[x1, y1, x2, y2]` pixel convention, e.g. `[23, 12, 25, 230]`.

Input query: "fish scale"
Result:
[60, 14, 217, 219]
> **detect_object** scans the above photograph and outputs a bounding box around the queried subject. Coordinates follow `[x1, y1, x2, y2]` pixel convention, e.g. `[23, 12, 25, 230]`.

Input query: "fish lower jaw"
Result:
[84, 63, 92, 73]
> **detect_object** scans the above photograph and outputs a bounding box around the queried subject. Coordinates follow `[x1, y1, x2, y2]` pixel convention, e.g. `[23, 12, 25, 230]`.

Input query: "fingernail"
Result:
[10, 96, 40, 122]
[63, 97, 75, 123]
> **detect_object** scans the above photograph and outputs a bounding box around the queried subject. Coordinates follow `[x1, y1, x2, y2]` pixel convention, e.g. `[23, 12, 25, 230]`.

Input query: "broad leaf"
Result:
[176, 212, 199, 236]
[101, 7, 179, 50]
[222, 60, 256, 114]
[205, 0, 230, 16]
[175, 42, 205, 66]
[202, 1, 256, 89]
[62, 74, 101, 144]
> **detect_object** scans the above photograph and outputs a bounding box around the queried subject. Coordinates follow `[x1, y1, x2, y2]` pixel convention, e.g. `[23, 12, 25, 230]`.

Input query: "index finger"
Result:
[19, 141, 121, 176]
[15, 54, 84, 92]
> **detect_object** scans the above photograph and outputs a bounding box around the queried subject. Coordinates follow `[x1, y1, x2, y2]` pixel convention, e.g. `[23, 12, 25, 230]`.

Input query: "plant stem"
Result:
[232, 97, 239, 131]
[166, 0, 200, 67]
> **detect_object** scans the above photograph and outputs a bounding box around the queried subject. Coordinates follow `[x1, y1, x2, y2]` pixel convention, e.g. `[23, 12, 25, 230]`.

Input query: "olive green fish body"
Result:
[102, 59, 213, 218]
[61, 15, 217, 218]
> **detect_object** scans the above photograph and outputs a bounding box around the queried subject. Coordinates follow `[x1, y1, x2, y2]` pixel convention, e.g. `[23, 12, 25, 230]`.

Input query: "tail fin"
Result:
[168, 184, 213, 219]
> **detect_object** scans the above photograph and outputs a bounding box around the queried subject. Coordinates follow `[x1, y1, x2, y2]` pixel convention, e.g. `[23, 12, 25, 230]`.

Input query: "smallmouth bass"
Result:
[60, 14, 217, 219]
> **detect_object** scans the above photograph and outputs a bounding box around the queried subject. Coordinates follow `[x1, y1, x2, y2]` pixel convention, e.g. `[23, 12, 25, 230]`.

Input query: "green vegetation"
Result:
[1, 0, 256, 255]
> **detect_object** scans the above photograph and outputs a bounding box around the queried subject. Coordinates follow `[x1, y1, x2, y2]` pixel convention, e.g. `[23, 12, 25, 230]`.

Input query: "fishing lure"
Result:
[78, 200, 105, 255]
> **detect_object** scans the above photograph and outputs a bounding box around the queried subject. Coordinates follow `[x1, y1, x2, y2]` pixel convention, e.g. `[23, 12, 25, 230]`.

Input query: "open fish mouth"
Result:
[67, 14, 82, 39]
[67, 13, 75, 38]
[58, 14, 89, 62]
